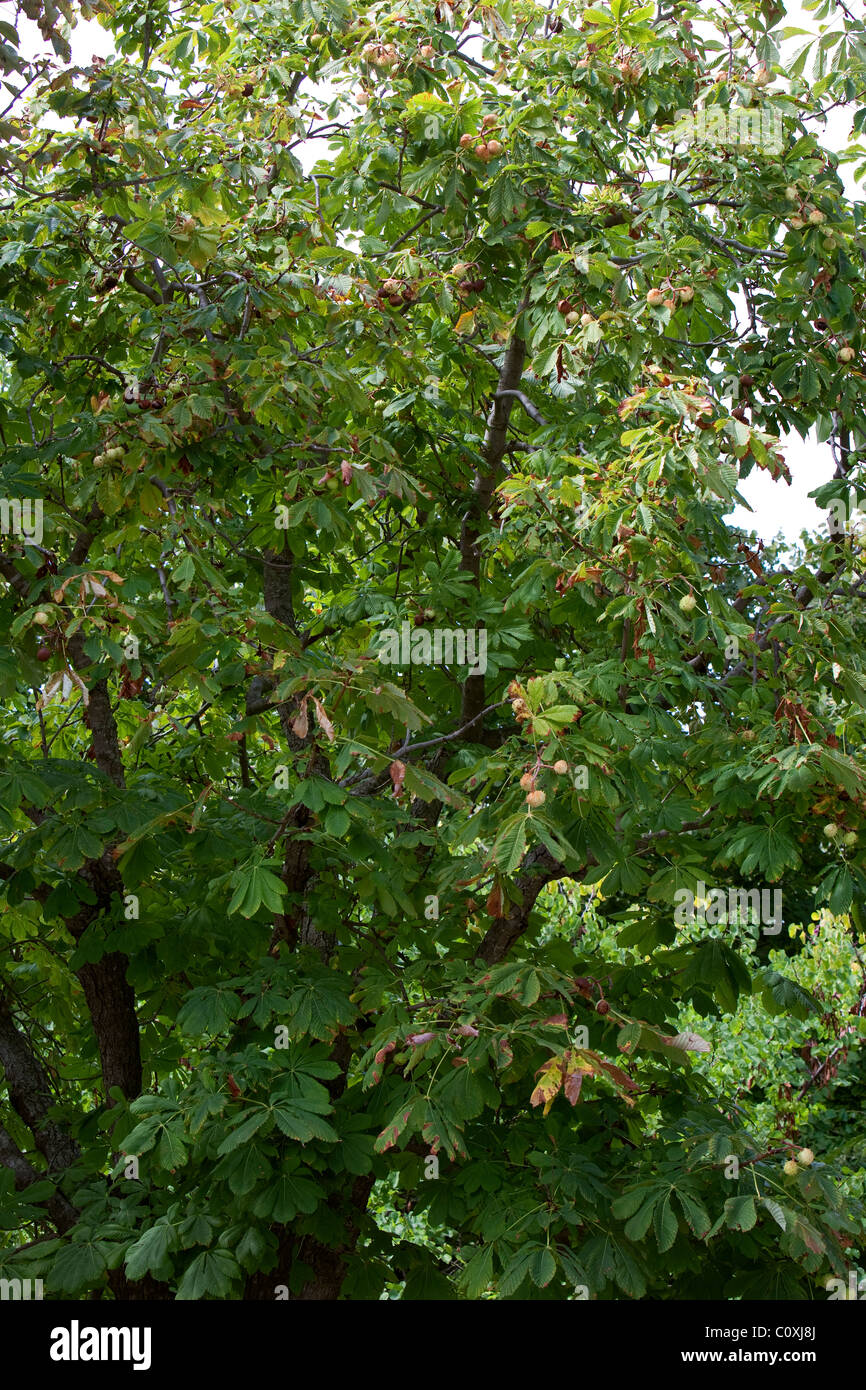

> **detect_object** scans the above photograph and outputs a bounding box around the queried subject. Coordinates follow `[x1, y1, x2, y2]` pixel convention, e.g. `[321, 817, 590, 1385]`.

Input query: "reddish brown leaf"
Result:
[598, 1059, 639, 1092]
[563, 1068, 584, 1105]
[389, 759, 407, 796]
[486, 882, 505, 917]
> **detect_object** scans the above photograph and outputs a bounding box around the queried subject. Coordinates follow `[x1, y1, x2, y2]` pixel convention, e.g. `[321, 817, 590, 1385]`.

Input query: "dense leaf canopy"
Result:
[1, 0, 865, 1300]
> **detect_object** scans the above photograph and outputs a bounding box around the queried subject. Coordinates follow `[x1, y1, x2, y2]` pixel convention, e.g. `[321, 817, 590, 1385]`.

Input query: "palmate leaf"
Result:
[611, 1183, 659, 1222]
[616, 1182, 685, 1254]
[758, 969, 820, 1021]
[286, 970, 356, 1040]
[177, 987, 240, 1037]
[124, 1223, 176, 1282]
[491, 813, 527, 874]
[227, 863, 287, 917]
[724, 1195, 757, 1232]
[271, 1100, 339, 1143]
[653, 1195, 679, 1254]
[47, 1240, 109, 1295]
[723, 824, 800, 879]
[216, 1109, 270, 1155]
[401, 760, 468, 808]
[234, 1227, 274, 1273]
[679, 939, 752, 1012]
[401, 1260, 457, 1300]
[816, 863, 854, 914]
[419, 1099, 469, 1160]
[623, 1195, 657, 1243]
[676, 1189, 712, 1240]
[252, 1172, 322, 1222]
[498, 1243, 557, 1296]
[580, 1233, 647, 1299]
[530, 1047, 637, 1114]
[458, 1243, 495, 1299]
[211, 1142, 272, 1197]
[374, 1099, 420, 1154]
[176, 1249, 240, 1300]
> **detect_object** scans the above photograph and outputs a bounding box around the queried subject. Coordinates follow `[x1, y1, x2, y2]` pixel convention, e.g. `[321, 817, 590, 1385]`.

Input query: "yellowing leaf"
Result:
[455, 310, 476, 336]
[530, 1056, 563, 1115]
[139, 481, 164, 516]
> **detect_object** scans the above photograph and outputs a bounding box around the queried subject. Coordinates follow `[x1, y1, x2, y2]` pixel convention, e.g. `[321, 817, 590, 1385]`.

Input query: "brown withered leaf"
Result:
[291, 696, 309, 739]
[563, 1067, 584, 1106]
[312, 695, 335, 742]
[486, 882, 505, 918]
[389, 759, 407, 797]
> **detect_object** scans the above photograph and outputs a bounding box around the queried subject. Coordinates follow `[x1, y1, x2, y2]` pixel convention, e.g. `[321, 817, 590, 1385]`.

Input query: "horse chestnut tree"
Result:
[0, 0, 864, 1307]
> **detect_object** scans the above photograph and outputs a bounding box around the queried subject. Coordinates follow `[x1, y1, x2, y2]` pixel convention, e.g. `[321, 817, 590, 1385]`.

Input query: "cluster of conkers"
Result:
[459, 130, 503, 161]
[362, 42, 399, 70]
[378, 276, 416, 308]
[558, 298, 595, 327]
[33, 608, 57, 662]
[782, 1147, 814, 1177]
[787, 200, 826, 231]
[511, 696, 531, 724]
[508, 679, 533, 729]
[646, 285, 694, 309]
[824, 822, 858, 847]
[93, 444, 124, 466]
[518, 759, 569, 809]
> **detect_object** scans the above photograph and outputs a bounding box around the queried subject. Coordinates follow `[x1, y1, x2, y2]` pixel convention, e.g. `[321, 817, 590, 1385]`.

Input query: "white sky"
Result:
[11, 3, 861, 549]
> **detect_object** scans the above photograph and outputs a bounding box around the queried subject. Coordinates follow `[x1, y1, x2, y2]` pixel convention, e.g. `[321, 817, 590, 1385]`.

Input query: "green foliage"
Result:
[0, 0, 865, 1301]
